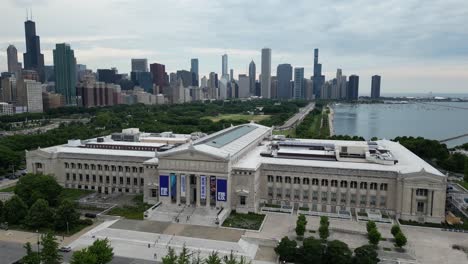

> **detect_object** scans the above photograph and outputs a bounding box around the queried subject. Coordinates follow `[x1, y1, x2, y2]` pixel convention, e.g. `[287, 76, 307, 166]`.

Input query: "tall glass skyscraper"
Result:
[249, 60, 256, 95]
[348, 75, 360, 100]
[294, 68, 305, 99]
[191, 58, 199, 86]
[312, 48, 325, 99]
[277, 64, 293, 99]
[23, 19, 45, 82]
[261, 48, 272, 98]
[53, 43, 77, 105]
[371, 75, 381, 99]
[222, 54, 228, 80]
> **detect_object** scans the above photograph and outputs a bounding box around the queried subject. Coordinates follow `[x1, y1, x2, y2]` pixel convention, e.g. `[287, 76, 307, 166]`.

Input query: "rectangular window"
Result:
[140, 178, 144, 186]
[79, 174, 83, 181]
[73, 174, 76, 181]
[276, 188, 282, 198]
[417, 202, 425, 213]
[240, 196, 246, 206]
[360, 195, 367, 205]
[350, 194, 356, 205]
[331, 192, 337, 202]
[312, 191, 318, 201]
[66, 173, 70, 181]
[370, 195, 376, 206]
[134, 178, 138, 186]
[127, 178, 131, 185]
[86, 175, 89, 182]
[268, 187, 273, 197]
[120, 177, 123, 184]
[92, 175, 96, 182]
[112, 177, 116, 184]
[303, 190, 309, 200]
[106, 176, 110, 184]
[321, 192, 328, 202]
[99, 175, 103, 183]
[380, 196, 386, 207]
[151, 189, 157, 197]
[294, 189, 300, 199]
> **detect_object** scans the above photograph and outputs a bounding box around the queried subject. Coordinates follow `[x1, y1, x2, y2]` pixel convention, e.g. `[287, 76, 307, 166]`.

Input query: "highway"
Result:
[275, 102, 315, 131]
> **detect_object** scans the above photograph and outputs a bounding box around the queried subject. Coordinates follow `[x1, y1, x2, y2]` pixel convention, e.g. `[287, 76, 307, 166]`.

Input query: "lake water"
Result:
[332, 102, 468, 148]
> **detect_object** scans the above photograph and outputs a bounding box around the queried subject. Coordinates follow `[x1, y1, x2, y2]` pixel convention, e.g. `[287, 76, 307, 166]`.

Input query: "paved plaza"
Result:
[146, 203, 221, 227]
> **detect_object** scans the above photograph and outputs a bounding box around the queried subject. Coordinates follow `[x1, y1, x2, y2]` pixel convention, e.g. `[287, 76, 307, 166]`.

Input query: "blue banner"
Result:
[170, 173, 177, 200]
[200, 175, 206, 200]
[216, 179, 227, 202]
[160, 175, 169, 196]
[180, 174, 186, 198]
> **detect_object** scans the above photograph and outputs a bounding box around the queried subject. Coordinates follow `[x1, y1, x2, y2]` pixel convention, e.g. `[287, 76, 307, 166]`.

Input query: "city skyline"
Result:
[0, 0, 467, 94]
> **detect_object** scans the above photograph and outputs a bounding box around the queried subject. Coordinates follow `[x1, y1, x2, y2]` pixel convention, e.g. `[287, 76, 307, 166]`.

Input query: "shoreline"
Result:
[328, 105, 335, 136]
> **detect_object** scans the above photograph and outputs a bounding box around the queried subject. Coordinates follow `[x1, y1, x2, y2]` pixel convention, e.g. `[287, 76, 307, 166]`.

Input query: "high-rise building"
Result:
[277, 64, 293, 99]
[7, 45, 21, 78]
[0, 102, 14, 116]
[1, 76, 17, 103]
[23, 19, 45, 82]
[131, 59, 148, 72]
[44, 65, 55, 82]
[18, 79, 43, 112]
[150, 63, 167, 91]
[131, 71, 153, 93]
[76, 64, 87, 82]
[97, 69, 119, 84]
[271, 76, 278, 99]
[238, 74, 250, 98]
[294, 68, 305, 99]
[190, 58, 199, 86]
[249, 60, 256, 96]
[230, 69, 234, 82]
[200, 76, 208, 88]
[222, 54, 228, 79]
[176, 70, 193, 88]
[312, 48, 325, 99]
[304, 79, 314, 100]
[208, 72, 217, 99]
[261, 48, 272, 98]
[348, 75, 359, 100]
[371, 75, 381, 99]
[53, 43, 77, 105]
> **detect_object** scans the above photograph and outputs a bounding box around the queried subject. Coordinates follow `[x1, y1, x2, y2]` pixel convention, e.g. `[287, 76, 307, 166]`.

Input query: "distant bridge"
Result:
[439, 133, 468, 143]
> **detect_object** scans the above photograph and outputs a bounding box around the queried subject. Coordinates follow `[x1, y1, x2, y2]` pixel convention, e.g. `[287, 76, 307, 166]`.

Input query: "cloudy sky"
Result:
[1, 0, 468, 95]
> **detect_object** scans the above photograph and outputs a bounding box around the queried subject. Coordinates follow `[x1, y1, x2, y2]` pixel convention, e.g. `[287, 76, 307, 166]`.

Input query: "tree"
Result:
[26, 199, 54, 229]
[394, 231, 407, 248]
[21, 242, 41, 264]
[162, 247, 178, 264]
[70, 248, 97, 264]
[324, 240, 352, 264]
[177, 245, 191, 264]
[14, 173, 63, 207]
[368, 228, 381, 246]
[353, 245, 379, 264]
[54, 199, 80, 232]
[464, 158, 468, 183]
[40, 232, 62, 264]
[319, 216, 330, 241]
[295, 214, 307, 238]
[274, 236, 297, 262]
[204, 251, 222, 264]
[4, 195, 28, 224]
[366, 221, 376, 233]
[223, 251, 237, 264]
[88, 238, 114, 264]
[300, 237, 324, 264]
[390, 225, 401, 237]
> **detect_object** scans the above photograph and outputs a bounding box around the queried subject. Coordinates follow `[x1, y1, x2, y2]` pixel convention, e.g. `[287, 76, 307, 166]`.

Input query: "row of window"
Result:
[68, 184, 137, 194]
[267, 188, 386, 206]
[64, 162, 143, 173]
[267, 175, 388, 191]
[66, 173, 144, 186]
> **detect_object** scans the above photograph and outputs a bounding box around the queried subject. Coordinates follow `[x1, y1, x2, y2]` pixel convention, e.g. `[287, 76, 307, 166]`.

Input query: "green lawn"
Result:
[222, 211, 265, 230]
[106, 195, 151, 220]
[58, 188, 94, 201]
[0, 185, 16, 192]
[204, 114, 271, 122]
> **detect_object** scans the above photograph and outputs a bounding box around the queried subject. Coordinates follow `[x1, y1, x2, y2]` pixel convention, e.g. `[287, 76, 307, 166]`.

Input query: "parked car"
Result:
[59, 246, 72, 252]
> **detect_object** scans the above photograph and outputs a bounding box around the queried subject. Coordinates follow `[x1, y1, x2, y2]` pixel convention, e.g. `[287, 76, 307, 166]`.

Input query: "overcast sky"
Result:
[1, 0, 468, 95]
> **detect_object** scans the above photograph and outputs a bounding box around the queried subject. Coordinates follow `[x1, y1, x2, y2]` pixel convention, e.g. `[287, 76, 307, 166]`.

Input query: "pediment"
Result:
[402, 170, 446, 184]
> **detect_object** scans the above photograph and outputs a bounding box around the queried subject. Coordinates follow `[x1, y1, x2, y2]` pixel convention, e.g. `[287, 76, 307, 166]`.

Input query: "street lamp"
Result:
[36, 230, 40, 253]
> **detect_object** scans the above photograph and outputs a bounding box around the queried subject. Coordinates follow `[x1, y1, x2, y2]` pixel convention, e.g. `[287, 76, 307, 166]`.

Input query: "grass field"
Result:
[58, 188, 94, 201]
[222, 211, 265, 230]
[204, 114, 271, 122]
[0, 185, 15, 192]
[107, 194, 151, 220]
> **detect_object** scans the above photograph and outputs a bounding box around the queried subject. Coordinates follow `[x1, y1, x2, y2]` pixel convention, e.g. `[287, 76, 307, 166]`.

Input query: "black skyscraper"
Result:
[312, 49, 325, 99]
[347, 75, 359, 100]
[277, 64, 293, 99]
[23, 19, 45, 82]
[371, 75, 381, 99]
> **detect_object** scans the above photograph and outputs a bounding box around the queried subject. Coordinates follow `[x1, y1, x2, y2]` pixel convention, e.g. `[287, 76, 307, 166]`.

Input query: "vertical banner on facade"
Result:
[200, 175, 206, 200]
[210, 176, 217, 202]
[159, 175, 169, 196]
[170, 173, 177, 200]
[180, 174, 186, 198]
[216, 179, 227, 202]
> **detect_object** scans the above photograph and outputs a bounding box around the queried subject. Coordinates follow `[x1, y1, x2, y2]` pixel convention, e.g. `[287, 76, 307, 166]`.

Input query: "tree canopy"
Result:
[15, 173, 63, 207]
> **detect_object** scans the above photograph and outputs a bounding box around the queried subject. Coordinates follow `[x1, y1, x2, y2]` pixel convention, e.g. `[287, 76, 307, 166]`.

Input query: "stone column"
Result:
[176, 174, 181, 205]
[206, 176, 211, 208]
[410, 188, 415, 215]
[426, 190, 433, 216]
[186, 175, 191, 206]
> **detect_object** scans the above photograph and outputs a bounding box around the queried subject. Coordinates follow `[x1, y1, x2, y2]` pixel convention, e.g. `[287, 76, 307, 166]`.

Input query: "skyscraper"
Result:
[261, 48, 272, 98]
[230, 69, 234, 82]
[249, 60, 256, 96]
[348, 75, 359, 100]
[53, 43, 77, 105]
[238, 74, 250, 98]
[222, 54, 228, 79]
[7, 45, 21, 77]
[312, 49, 325, 99]
[190, 58, 199, 86]
[294, 68, 305, 99]
[371, 75, 381, 99]
[23, 18, 45, 82]
[131, 59, 148, 72]
[150, 63, 167, 91]
[176, 70, 193, 88]
[277, 64, 293, 99]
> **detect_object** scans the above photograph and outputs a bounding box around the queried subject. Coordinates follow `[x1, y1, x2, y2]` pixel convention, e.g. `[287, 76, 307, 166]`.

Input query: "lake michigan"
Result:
[331, 102, 468, 148]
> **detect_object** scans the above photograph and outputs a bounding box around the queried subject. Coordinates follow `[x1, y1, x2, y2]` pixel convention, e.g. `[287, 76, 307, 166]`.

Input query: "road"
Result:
[0, 241, 157, 264]
[275, 102, 315, 131]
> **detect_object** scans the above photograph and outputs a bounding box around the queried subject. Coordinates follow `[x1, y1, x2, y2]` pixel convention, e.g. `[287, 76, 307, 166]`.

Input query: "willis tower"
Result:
[23, 17, 45, 82]
[312, 49, 325, 99]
